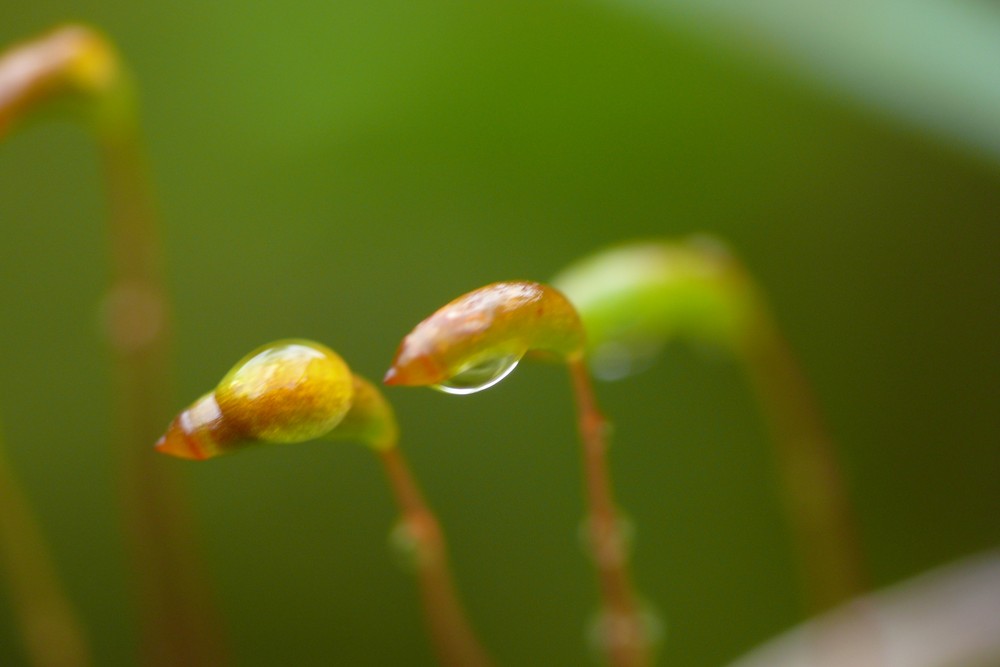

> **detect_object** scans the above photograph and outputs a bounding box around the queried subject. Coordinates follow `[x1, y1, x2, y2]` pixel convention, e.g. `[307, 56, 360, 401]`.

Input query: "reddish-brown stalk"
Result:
[569, 358, 652, 667]
[379, 445, 496, 667]
[0, 26, 227, 666]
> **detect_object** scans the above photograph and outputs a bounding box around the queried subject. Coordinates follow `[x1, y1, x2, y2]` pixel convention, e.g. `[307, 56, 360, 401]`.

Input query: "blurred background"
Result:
[1, 1, 998, 665]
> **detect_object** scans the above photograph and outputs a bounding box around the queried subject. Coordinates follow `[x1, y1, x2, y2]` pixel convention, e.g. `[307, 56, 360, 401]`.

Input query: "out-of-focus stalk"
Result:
[0, 429, 90, 667]
[0, 26, 228, 666]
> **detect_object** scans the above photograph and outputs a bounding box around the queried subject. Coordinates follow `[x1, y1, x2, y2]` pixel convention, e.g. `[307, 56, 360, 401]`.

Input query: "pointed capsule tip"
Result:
[154, 422, 206, 460]
[383, 366, 399, 385]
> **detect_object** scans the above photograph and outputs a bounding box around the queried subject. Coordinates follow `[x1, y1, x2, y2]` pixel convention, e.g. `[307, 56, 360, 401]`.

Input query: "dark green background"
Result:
[1, 2, 998, 665]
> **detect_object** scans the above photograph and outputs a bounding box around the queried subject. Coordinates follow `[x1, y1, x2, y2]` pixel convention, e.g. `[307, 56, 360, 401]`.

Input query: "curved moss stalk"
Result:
[0, 26, 228, 666]
[552, 238, 867, 612]
[385, 281, 655, 667]
[737, 306, 867, 611]
[0, 428, 89, 667]
[156, 340, 495, 667]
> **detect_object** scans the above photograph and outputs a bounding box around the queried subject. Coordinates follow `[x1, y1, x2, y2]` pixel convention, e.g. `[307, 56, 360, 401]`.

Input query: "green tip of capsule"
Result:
[328, 376, 399, 451]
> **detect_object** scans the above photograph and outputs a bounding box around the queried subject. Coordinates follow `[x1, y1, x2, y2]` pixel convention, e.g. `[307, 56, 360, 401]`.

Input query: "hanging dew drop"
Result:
[433, 354, 522, 395]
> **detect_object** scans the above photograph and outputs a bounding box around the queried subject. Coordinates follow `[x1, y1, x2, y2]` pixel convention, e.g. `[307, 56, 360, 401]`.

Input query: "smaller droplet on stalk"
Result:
[388, 517, 442, 571]
[388, 519, 423, 572]
[586, 602, 665, 665]
[433, 354, 523, 395]
[578, 510, 635, 568]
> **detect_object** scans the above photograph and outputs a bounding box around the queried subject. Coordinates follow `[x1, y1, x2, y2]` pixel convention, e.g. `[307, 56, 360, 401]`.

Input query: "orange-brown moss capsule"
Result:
[384, 281, 585, 393]
[0, 25, 122, 138]
[156, 340, 354, 460]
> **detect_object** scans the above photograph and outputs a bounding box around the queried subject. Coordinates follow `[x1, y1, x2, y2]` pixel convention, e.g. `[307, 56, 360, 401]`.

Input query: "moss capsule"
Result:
[0, 25, 121, 137]
[551, 238, 761, 380]
[156, 340, 354, 459]
[384, 281, 585, 392]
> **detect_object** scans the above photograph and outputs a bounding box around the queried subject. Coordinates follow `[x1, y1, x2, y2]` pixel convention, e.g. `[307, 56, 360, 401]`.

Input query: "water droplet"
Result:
[388, 520, 423, 571]
[586, 602, 665, 664]
[433, 354, 522, 395]
[388, 517, 443, 570]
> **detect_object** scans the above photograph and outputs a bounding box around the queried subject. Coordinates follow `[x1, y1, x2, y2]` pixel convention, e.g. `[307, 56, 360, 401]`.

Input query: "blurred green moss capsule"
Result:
[551, 237, 761, 380]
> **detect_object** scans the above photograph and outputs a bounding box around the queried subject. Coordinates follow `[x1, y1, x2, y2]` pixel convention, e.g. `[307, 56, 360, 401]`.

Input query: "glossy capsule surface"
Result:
[156, 340, 354, 460]
[384, 281, 585, 390]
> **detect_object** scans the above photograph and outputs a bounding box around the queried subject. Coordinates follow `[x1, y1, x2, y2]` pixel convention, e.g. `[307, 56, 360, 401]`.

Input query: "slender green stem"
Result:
[0, 429, 90, 667]
[568, 358, 652, 667]
[378, 446, 496, 667]
[740, 310, 868, 612]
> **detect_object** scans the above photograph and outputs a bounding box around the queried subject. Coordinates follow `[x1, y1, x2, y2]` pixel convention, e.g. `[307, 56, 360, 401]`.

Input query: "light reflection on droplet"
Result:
[433, 354, 522, 395]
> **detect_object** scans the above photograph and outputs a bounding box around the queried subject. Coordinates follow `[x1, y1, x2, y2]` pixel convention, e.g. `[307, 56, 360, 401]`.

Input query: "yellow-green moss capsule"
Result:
[156, 340, 354, 460]
[384, 281, 585, 393]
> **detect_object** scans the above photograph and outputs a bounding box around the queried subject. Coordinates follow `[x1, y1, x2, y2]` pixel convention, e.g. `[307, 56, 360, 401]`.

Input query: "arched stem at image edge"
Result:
[0, 26, 228, 666]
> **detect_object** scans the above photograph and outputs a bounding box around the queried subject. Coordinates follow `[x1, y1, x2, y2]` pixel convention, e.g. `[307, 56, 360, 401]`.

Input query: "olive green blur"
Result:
[1, 3, 998, 666]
